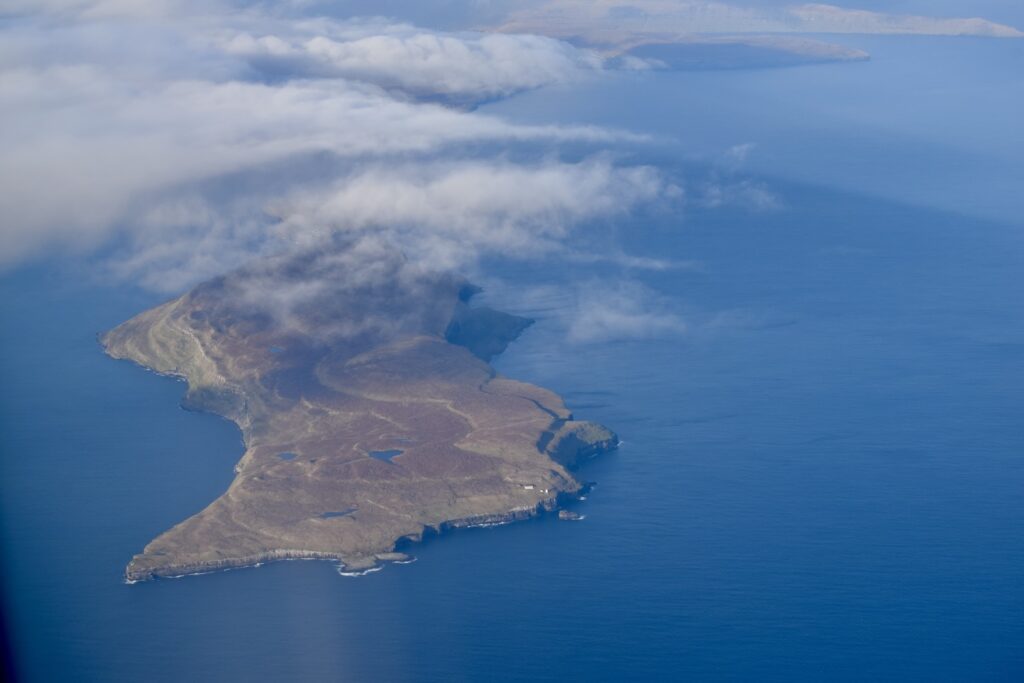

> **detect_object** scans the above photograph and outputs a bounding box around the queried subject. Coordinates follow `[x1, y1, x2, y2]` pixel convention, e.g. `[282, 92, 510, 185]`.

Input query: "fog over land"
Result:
[1, 0, 1019, 340]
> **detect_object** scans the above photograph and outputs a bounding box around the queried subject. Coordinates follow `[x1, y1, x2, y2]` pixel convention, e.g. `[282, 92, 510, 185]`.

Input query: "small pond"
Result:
[369, 449, 403, 463]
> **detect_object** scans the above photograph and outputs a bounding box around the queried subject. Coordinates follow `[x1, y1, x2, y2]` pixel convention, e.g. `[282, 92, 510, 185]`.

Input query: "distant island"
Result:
[103, 246, 617, 581]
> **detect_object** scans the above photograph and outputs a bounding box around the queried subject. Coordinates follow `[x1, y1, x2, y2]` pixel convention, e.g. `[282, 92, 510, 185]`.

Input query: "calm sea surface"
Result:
[1, 37, 1023, 681]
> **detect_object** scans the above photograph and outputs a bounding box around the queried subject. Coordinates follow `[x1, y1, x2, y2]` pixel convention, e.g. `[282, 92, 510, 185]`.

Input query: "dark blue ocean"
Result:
[2, 37, 1023, 681]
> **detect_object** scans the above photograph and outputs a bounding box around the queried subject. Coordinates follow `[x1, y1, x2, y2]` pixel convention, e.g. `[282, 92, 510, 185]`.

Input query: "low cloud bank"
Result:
[0, 5, 648, 285]
[0, 0, 802, 344]
[222, 21, 609, 101]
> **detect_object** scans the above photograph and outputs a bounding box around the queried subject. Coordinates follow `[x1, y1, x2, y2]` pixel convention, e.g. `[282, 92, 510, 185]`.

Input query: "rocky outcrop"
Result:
[545, 421, 619, 468]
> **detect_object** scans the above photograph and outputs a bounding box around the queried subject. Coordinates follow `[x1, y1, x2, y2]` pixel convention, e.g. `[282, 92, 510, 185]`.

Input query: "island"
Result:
[103, 246, 617, 581]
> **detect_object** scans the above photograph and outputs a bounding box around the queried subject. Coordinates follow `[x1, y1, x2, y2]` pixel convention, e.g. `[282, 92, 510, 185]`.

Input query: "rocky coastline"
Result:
[124, 481, 609, 582]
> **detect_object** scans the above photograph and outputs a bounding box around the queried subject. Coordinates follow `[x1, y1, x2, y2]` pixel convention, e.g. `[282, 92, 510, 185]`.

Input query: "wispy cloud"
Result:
[469, 278, 689, 345]
[0, 6, 651, 283]
[221, 19, 607, 102]
[0, 0, 805, 343]
[268, 158, 667, 267]
[108, 157, 671, 291]
[694, 144, 783, 211]
[567, 281, 688, 344]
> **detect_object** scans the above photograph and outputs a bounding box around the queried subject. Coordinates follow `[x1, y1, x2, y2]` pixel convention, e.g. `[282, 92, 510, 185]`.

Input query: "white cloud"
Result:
[699, 179, 782, 211]
[689, 144, 782, 211]
[269, 158, 666, 265]
[567, 281, 687, 344]
[0, 71, 590, 264]
[221, 20, 606, 101]
[104, 157, 673, 291]
[0, 0, 781, 346]
[0, 1, 803, 357]
[0, 9, 647, 278]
